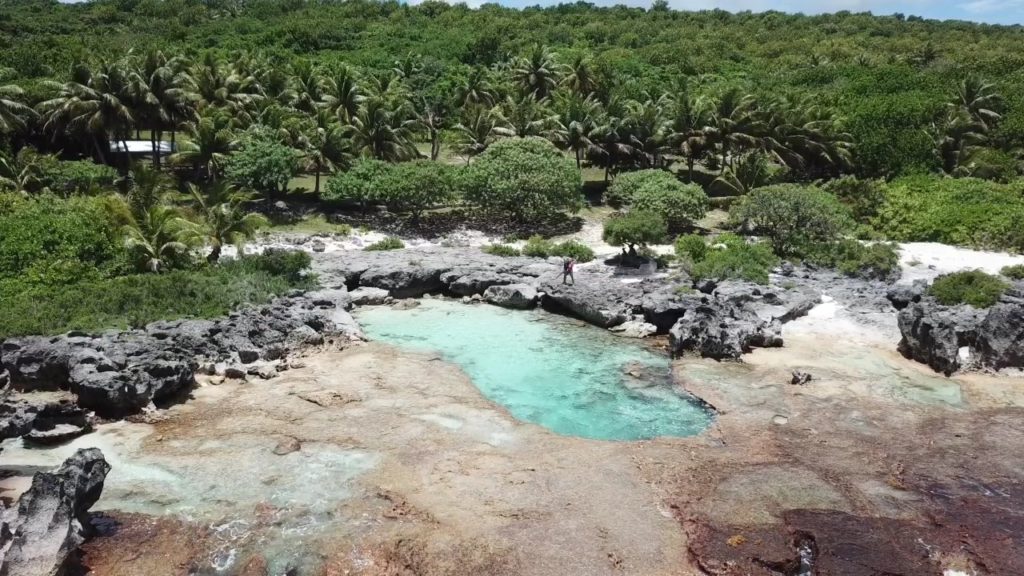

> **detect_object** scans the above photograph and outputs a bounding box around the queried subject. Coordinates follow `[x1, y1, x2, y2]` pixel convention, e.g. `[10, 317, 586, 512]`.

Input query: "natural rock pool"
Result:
[356, 299, 712, 440]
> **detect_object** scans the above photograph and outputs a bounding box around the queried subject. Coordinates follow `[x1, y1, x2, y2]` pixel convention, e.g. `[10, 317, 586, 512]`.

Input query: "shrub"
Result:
[1001, 264, 1024, 280]
[929, 270, 1009, 309]
[874, 176, 1024, 252]
[246, 248, 312, 282]
[691, 236, 779, 285]
[323, 159, 390, 208]
[518, 236, 595, 262]
[365, 236, 405, 251]
[459, 137, 583, 222]
[550, 239, 595, 263]
[0, 194, 125, 285]
[13, 151, 118, 195]
[482, 244, 521, 257]
[602, 211, 668, 251]
[803, 240, 900, 280]
[674, 234, 708, 263]
[607, 170, 707, 230]
[374, 160, 455, 221]
[823, 176, 885, 225]
[225, 131, 298, 196]
[730, 184, 853, 256]
[0, 253, 314, 338]
[522, 235, 554, 258]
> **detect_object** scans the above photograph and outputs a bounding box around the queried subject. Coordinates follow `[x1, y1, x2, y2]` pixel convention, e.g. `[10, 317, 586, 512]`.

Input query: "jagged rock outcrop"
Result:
[897, 300, 984, 375]
[668, 302, 784, 360]
[0, 448, 110, 576]
[974, 300, 1024, 370]
[0, 290, 355, 420]
[483, 284, 538, 309]
[0, 397, 92, 444]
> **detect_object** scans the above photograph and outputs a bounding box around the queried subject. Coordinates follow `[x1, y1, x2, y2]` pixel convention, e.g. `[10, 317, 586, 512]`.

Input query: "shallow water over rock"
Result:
[356, 299, 713, 440]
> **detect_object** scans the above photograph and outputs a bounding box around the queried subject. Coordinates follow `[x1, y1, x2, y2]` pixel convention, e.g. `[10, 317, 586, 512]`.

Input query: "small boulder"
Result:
[272, 437, 301, 456]
[790, 371, 813, 385]
[483, 284, 538, 310]
[349, 287, 391, 306]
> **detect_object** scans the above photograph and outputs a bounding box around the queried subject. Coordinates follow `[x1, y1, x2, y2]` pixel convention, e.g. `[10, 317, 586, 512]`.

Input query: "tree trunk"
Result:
[314, 166, 321, 194]
[575, 148, 581, 170]
[93, 136, 107, 165]
[687, 158, 694, 182]
[431, 131, 440, 161]
[207, 244, 222, 264]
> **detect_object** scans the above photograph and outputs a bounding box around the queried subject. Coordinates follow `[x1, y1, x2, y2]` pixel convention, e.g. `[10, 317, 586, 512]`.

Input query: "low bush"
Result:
[519, 236, 595, 263]
[522, 235, 554, 258]
[0, 252, 315, 338]
[674, 234, 708, 263]
[1001, 264, 1024, 280]
[246, 248, 312, 282]
[364, 236, 405, 251]
[874, 176, 1024, 252]
[482, 244, 521, 257]
[550, 239, 595, 263]
[691, 234, 779, 285]
[803, 240, 900, 280]
[929, 270, 1009, 308]
[730, 184, 853, 256]
[824, 176, 885, 225]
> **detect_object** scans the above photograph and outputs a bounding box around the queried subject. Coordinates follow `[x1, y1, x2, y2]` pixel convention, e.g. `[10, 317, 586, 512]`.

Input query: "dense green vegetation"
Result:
[364, 236, 405, 250]
[873, 176, 1024, 251]
[687, 234, 780, 285]
[930, 270, 1009, 308]
[0, 248, 313, 337]
[1001, 265, 1024, 280]
[2, 0, 1024, 335]
[521, 235, 596, 262]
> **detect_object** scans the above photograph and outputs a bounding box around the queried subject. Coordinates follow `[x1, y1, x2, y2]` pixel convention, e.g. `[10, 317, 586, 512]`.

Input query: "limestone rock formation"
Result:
[483, 284, 538, 309]
[0, 448, 111, 576]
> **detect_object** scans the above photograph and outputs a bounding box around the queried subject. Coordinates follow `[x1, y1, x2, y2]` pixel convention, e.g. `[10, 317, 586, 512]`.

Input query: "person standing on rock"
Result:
[562, 257, 576, 285]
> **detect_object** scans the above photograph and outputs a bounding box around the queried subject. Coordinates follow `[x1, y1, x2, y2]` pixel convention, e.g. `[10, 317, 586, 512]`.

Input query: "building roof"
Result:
[109, 141, 175, 154]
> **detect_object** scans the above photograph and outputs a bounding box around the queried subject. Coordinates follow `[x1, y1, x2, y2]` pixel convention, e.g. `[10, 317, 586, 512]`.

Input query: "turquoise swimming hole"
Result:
[356, 299, 713, 441]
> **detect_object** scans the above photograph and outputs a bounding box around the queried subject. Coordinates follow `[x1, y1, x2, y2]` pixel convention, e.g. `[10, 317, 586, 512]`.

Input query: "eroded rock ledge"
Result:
[0, 289, 357, 440]
[315, 247, 823, 361]
[896, 284, 1024, 375]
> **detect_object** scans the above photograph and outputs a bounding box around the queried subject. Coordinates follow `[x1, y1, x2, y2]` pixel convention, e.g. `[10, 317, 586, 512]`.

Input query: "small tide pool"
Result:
[356, 299, 712, 441]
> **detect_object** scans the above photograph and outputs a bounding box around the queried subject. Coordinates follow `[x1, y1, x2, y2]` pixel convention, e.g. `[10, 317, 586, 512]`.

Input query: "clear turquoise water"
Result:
[356, 299, 712, 441]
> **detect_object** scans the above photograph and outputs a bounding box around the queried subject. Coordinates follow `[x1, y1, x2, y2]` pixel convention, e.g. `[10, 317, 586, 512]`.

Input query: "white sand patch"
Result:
[782, 295, 900, 346]
[898, 242, 1024, 285]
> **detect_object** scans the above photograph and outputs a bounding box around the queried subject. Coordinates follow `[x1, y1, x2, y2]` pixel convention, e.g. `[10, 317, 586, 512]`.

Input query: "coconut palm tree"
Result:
[455, 67, 498, 109]
[170, 115, 238, 179]
[550, 93, 600, 170]
[562, 55, 597, 98]
[954, 76, 1003, 131]
[289, 59, 326, 114]
[302, 122, 351, 194]
[625, 95, 671, 168]
[452, 104, 511, 159]
[666, 86, 711, 182]
[0, 84, 36, 135]
[588, 102, 636, 182]
[496, 95, 556, 138]
[345, 97, 417, 162]
[183, 182, 268, 264]
[413, 96, 446, 161]
[704, 88, 762, 174]
[512, 45, 563, 101]
[38, 62, 135, 166]
[932, 107, 988, 176]
[324, 64, 363, 124]
[123, 203, 192, 273]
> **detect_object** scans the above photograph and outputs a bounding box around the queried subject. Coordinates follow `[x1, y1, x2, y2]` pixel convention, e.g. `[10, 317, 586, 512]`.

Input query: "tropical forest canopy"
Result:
[2, 0, 1024, 336]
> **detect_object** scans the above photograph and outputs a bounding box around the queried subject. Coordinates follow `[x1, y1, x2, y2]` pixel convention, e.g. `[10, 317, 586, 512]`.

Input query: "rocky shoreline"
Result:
[3, 246, 1024, 575]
